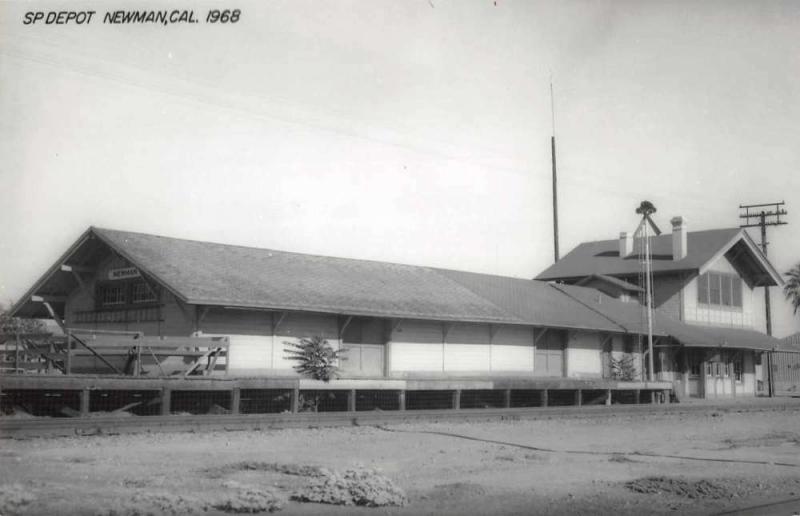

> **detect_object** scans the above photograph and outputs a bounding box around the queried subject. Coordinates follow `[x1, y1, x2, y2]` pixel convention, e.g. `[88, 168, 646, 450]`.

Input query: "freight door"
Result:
[535, 330, 564, 377]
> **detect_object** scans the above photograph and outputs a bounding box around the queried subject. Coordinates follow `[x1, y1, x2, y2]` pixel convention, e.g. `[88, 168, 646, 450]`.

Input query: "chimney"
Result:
[619, 232, 633, 258]
[671, 216, 687, 260]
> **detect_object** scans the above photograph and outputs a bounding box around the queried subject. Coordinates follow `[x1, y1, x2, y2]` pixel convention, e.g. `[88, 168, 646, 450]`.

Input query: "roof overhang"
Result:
[666, 323, 781, 351]
[9, 227, 187, 320]
[698, 229, 784, 287]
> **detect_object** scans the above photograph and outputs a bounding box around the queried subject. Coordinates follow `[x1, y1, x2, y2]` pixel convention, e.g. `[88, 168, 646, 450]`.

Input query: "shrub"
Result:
[610, 354, 638, 381]
[284, 336, 342, 382]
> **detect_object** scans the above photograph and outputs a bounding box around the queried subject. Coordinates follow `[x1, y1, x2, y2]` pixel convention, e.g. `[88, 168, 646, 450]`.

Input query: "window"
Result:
[96, 280, 159, 309]
[698, 274, 709, 304]
[709, 275, 721, 304]
[101, 284, 126, 306]
[131, 282, 157, 303]
[721, 276, 732, 305]
[733, 353, 743, 383]
[697, 272, 742, 308]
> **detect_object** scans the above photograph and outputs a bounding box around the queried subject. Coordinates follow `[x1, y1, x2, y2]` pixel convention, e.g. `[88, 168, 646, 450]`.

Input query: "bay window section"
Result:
[697, 272, 742, 309]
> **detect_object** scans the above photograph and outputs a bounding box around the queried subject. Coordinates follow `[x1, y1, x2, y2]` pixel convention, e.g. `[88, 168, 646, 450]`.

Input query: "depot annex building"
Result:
[11, 226, 783, 399]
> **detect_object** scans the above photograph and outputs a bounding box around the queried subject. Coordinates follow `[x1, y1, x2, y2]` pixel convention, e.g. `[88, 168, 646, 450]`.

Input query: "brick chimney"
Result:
[619, 232, 633, 258]
[671, 216, 687, 260]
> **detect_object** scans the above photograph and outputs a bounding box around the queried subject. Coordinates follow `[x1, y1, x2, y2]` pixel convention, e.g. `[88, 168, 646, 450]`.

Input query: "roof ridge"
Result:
[92, 226, 539, 281]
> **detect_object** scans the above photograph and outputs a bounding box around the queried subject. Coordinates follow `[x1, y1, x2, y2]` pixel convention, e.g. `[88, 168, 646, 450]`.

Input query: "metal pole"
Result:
[551, 136, 559, 262]
[645, 222, 655, 382]
[550, 82, 559, 263]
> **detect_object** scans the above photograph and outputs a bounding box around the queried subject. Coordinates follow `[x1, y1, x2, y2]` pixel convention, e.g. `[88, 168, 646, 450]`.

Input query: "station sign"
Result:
[108, 267, 141, 280]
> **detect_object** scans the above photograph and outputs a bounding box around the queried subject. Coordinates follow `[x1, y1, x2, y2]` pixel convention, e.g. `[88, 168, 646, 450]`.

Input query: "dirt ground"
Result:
[2, 405, 800, 515]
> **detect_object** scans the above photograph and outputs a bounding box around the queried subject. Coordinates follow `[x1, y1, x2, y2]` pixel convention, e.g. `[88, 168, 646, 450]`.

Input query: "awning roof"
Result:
[663, 322, 782, 351]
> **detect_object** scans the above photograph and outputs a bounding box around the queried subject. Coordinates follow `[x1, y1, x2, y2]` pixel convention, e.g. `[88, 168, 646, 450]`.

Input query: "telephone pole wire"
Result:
[738, 201, 788, 337]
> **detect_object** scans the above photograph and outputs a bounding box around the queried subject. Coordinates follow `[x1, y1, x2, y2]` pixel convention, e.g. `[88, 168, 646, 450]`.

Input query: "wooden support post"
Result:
[135, 345, 142, 377]
[65, 334, 72, 375]
[398, 390, 406, 411]
[348, 389, 357, 412]
[161, 388, 171, 416]
[574, 389, 582, 407]
[606, 389, 612, 406]
[453, 390, 461, 410]
[15, 333, 21, 373]
[503, 389, 511, 409]
[634, 389, 641, 404]
[291, 387, 300, 413]
[231, 388, 241, 415]
[47, 341, 55, 374]
[80, 388, 90, 417]
[541, 389, 549, 407]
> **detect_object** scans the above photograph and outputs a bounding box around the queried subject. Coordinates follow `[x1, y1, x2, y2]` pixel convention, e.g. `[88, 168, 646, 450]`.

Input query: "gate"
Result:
[771, 351, 800, 397]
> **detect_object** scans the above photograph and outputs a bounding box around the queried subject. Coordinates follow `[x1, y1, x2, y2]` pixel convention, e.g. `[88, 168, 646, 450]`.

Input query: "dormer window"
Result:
[697, 272, 742, 308]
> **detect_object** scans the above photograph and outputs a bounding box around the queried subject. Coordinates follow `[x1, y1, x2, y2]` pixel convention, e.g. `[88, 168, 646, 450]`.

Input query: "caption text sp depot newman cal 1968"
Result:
[22, 9, 242, 27]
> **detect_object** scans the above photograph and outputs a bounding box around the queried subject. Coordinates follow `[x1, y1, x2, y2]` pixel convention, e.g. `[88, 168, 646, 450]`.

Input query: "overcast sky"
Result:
[1, 0, 799, 336]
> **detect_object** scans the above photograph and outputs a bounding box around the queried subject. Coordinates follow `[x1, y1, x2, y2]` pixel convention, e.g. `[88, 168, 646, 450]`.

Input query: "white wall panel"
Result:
[566, 331, 602, 377]
[226, 335, 273, 372]
[390, 320, 443, 372]
[491, 326, 534, 372]
[444, 324, 490, 372]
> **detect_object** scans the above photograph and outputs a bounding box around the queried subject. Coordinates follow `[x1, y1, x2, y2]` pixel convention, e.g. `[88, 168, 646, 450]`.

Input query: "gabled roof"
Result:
[550, 283, 782, 350]
[9, 226, 784, 351]
[10, 227, 622, 332]
[536, 228, 783, 287]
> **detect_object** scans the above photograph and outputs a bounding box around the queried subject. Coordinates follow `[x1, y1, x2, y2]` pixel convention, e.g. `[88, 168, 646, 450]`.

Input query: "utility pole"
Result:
[738, 201, 788, 337]
[550, 81, 559, 262]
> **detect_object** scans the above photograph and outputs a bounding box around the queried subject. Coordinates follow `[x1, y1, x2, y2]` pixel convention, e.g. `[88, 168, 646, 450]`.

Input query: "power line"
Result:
[738, 201, 788, 339]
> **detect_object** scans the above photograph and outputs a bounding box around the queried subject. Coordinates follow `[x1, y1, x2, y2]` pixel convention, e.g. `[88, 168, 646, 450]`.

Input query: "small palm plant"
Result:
[284, 336, 342, 382]
[784, 263, 800, 315]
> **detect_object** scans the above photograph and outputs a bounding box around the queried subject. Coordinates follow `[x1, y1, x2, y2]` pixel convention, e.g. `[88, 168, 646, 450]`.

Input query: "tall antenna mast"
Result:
[550, 79, 559, 262]
[739, 201, 788, 337]
[635, 200, 659, 382]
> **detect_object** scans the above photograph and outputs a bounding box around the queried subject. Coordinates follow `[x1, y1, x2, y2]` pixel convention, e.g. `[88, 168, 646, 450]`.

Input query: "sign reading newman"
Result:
[108, 267, 141, 280]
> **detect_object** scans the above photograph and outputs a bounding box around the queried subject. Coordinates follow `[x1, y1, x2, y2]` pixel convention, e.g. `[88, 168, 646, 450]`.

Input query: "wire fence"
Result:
[355, 390, 400, 411]
[460, 389, 506, 409]
[1, 387, 664, 417]
[509, 389, 545, 408]
[406, 390, 455, 410]
[1, 389, 81, 417]
[170, 390, 232, 415]
[297, 390, 349, 412]
[240, 389, 293, 414]
[90, 390, 161, 416]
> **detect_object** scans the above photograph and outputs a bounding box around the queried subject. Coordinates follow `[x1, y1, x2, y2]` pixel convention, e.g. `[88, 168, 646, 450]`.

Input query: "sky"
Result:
[1, 0, 799, 336]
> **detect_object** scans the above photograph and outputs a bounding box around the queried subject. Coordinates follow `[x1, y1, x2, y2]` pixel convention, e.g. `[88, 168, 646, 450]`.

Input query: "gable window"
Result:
[101, 284, 127, 306]
[96, 280, 160, 309]
[697, 272, 742, 308]
[131, 282, 157, 303]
